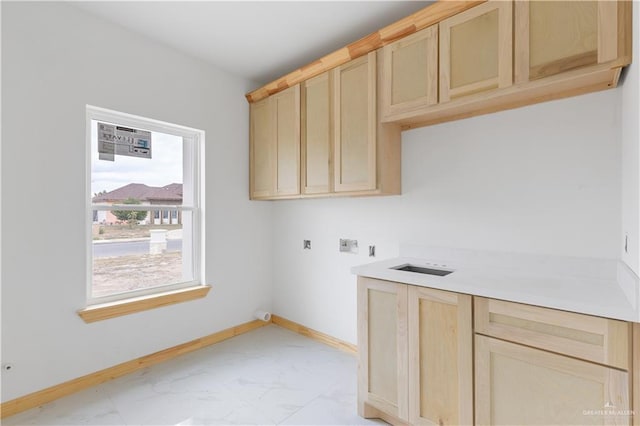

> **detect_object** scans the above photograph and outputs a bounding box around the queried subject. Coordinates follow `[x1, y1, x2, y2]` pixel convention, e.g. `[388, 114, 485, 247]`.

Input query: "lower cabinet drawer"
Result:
[474, 297, 630, 370]
[475, 335, 631, 426]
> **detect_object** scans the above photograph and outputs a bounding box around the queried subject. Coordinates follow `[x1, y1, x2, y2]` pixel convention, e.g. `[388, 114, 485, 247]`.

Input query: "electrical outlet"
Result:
[303, 240, 311, 250]
[369, 245, 376, 257]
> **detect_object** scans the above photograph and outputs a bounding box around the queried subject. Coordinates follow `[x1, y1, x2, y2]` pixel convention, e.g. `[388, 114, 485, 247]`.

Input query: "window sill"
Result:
[77, 285, 211, 323]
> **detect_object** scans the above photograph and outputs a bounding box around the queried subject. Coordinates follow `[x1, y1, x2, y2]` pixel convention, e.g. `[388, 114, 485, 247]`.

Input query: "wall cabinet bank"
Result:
[357, 277, 639, 426]
[247, 0, 631, 201]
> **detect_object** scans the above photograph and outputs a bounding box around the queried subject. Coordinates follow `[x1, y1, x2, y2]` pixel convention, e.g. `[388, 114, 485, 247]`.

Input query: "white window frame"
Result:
[86, 105, 205, 305]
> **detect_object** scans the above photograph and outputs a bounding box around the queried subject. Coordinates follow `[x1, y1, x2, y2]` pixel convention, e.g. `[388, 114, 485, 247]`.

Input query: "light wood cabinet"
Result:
[381, 25, 438, 120]
[301, 72, 332, 195]
[358, 280, 473, 425]
[475, 297, 632, 426]
[249, 97, 273, 199]
[475, 297, 630, 370]
[357, 277, 408, 423]
[439, 0, 512, 102]
[333, 52, 377, 193]
[251, 52, 400, 200]
[515, 0, 631, 83]
[475, 335, 630, 426]
[408, 286, 473, 426]
[249, 85, 300, 199]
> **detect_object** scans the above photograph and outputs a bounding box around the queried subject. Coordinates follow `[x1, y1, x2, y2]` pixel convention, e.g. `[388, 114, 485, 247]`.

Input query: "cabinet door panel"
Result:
[515, 1, 625, 83]
[475, 297, 630, 370]
[440, 1, 512, 101]
[302, 73, 331, 194]
[273, 86, 300, 196]
[409, 287, 473, 425]
[382, 25, 438, 119]
[450, 9, 499, 89]
[250, 98, 274, 198]
[475, 335, 630, 426]
[357, 277, 408, 421]
[334, 53, 376, 192]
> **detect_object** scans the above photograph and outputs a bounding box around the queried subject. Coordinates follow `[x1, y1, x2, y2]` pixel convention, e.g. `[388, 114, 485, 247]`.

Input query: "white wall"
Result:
[1, 3, 273, 402]
[621, 4, 640, 275]
[273, 88, 625, 345]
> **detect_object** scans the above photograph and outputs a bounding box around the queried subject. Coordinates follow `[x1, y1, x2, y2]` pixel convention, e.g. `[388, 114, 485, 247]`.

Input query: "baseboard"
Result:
[271, 314, 357, 354]
[0, 319, 269, 419]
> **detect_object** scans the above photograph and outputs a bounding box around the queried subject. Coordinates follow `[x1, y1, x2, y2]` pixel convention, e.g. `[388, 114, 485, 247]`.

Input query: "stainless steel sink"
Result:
[391, 264, 454, 276]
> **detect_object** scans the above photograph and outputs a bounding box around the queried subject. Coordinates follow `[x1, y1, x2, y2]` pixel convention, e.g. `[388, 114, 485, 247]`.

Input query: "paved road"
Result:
[93, 239, 182, 258]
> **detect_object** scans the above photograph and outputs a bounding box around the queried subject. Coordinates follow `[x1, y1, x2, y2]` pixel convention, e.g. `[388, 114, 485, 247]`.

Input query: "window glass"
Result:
[88, 108, 202, 304]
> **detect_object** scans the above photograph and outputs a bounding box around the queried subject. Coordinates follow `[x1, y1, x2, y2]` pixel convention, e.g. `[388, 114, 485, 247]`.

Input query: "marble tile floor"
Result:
[3, 325, 387, 426]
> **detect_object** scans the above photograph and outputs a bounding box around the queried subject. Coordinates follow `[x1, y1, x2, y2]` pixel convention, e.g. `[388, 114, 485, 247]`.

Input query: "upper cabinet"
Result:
[333, 53, 377, 193]
[247, 0, 631, 200]
[439, 1, 512, 102]
[301, 72, 332, 195]
[381, 25, 438, 120]
[249, 85, 300, 200]
[249, 97, 273, 199]
[515, 0, 631, 83]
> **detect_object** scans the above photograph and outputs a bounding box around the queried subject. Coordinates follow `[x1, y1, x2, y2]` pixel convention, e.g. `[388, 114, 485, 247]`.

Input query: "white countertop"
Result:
[351, 249, 640, 323]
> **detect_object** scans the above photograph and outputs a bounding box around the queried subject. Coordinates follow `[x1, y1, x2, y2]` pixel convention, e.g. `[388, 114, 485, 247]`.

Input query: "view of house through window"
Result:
[88, 107, 202, 303]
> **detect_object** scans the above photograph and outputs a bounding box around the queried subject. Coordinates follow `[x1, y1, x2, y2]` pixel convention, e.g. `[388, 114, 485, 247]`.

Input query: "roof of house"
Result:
[93, 183, 182, 203]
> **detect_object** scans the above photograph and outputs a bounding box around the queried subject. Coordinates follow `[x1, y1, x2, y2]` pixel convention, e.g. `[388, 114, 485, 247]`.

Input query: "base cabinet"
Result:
[475, 335, 630, 426]
[357, 278, 637, 426]
[357, 278, 473, 425]
[408, 286, 473, 426]
[357, 277, 408, 421]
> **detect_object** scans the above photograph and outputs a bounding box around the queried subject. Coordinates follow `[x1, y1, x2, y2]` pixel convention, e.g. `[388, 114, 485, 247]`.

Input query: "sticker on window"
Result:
[98, 122, 152, 161]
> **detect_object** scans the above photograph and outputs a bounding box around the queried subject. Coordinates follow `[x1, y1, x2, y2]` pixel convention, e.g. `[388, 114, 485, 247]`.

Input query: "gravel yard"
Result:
[92, 252, 183, 297]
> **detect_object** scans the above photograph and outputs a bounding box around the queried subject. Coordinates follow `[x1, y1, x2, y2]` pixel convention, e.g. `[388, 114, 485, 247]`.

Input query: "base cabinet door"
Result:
[357, 277, 408, 422]
[475, 335, 631, 426]
[408, 286, 473, 426]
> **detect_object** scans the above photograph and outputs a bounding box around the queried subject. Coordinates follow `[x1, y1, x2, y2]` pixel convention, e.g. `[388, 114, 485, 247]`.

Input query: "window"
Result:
[87, 106, 204, 305]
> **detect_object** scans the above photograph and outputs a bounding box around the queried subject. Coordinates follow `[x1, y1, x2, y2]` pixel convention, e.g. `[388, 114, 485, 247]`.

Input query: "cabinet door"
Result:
[408, 286, 473, 426]
[272, 85, 300, 196]
[475, 335, 631, 426]
[301, 72, 332, 195]
[381, 25, 438, 120]
[515, 1, 625, 83]
[475, 297, 630, 370]
[440, 1, 512, 102]
[333, 52, 377, 193]
[249, 97, 274, 198]
[357, 277, 408, 421]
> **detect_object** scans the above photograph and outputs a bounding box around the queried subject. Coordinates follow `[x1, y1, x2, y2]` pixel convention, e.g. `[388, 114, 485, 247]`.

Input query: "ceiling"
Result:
[72, 1, 432, 87]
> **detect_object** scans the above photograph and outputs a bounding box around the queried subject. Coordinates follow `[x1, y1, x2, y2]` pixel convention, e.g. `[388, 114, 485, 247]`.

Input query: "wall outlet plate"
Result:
[303, 240, 311, 250]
